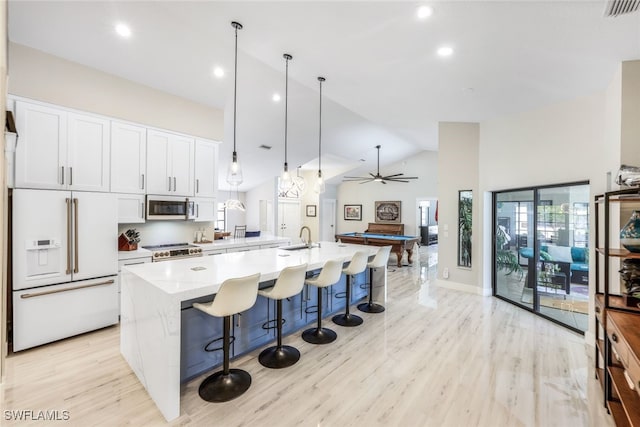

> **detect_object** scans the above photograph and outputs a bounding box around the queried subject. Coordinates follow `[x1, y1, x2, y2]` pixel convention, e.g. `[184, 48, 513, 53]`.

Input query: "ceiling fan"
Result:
[343, 145, 418, 184]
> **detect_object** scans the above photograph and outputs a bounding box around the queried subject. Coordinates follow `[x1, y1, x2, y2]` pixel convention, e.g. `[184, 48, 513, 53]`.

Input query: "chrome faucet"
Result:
[299, 226, 312, 247]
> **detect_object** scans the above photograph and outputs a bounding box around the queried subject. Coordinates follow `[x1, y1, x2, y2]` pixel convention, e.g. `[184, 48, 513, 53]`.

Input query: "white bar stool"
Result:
[358, 246, 391, 313]
[333, 251, 369, 327]
[258, 263, 308, 369]
[193, 272, 261, 402]
[302, 259, 343, 344]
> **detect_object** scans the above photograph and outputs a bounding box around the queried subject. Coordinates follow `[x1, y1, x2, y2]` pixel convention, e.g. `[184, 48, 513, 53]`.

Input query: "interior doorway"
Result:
[416, 198, 438, 246]
[320, 199, 336, 241]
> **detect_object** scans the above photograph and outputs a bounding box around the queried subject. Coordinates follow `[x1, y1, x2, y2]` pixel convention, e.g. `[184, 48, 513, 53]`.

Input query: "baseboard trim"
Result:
[436, 279, 491, 296]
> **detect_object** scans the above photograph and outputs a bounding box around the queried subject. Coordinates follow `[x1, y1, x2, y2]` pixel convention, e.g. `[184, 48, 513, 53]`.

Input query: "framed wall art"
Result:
[375, 201, 401, 224]
[458, 190, 472, 268]
[306, 205, 317, 217]
[344, 204, 362, 221]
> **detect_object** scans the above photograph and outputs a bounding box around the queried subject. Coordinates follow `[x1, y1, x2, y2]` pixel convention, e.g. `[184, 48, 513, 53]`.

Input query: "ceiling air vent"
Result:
[259, 144, 272, 150]
[604, 0, 640, 17]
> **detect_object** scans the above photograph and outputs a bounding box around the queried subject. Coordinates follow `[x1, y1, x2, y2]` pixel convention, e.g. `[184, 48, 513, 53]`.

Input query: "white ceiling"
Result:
[7, 1, 640, 191]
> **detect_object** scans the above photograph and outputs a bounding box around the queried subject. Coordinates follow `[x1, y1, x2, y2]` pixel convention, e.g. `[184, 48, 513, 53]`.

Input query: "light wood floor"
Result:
[1, 246, 613, 426]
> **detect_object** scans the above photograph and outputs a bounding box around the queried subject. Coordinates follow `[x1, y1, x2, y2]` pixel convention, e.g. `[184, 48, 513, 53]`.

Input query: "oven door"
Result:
[146, 196, 195, 220]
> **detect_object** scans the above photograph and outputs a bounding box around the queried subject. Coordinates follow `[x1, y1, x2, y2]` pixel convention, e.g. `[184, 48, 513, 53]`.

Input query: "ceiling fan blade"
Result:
[343, 177, 371, 182]
[383, 173, 404, 178]
[369, 173, 377, 178]
[385, 176, 418, 180]
[359, 179, 375, 184]
[381, 180, 387, 184]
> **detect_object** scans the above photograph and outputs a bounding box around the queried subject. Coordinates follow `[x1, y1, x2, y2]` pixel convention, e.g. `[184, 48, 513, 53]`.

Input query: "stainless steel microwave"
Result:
[146, 196, 195, 220]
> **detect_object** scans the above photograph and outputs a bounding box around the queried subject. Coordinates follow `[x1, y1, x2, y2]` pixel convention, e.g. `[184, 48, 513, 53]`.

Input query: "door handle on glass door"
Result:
[73, 198, 79, 274]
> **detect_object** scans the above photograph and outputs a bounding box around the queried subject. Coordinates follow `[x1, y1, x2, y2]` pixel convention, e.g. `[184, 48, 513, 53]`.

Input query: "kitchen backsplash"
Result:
[118, 221, 216, 246]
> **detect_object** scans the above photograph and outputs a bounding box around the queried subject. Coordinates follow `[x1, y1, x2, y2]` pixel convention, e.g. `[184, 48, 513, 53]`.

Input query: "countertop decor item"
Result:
[119, 228, 140, 251]
[616, 164, 640, 187]
[620, 210, 640, 253]
[619, 258, 640, 305]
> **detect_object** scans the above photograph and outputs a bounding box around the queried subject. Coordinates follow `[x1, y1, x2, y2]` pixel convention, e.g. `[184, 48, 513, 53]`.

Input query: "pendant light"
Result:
[278, 53, 294, 192]
[314, 76, 326, 194]
[226, 21, 244, 186]
[292, 165, 306, 195]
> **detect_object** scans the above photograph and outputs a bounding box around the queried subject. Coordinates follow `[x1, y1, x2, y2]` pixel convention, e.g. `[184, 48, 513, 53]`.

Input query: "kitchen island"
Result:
[120, 241, 384, 421]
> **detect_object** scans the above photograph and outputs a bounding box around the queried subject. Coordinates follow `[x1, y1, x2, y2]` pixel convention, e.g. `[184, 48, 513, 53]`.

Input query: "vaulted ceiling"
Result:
[7, 1, 640, 190]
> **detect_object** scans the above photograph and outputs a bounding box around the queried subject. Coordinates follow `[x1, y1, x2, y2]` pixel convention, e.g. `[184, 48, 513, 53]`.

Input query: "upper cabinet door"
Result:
[67, 113, 111, 192]
[194, 139, 218, 198]
[169, 134, 195, 196]
[14, 102, 67, 190]
[146, 129, 171, 195]
[110, 122, 146, 194]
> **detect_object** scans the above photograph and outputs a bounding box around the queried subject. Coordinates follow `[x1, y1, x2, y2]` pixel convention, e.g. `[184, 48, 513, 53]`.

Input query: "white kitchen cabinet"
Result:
[117, 194, 146, 223]
[66, 112, 111, 192]
[14, 101, 110, 191]
[194, 139, 219, 198]
[194, 197, 217, 222]
[111, 122, 146, 194]
[146, 129, 194, 196]
[14, 101, 67, 190]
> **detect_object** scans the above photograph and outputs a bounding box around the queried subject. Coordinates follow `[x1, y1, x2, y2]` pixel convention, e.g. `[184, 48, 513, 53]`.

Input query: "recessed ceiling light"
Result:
[437, 46, 454, 57]
[272, 93, 281, 102]
[115, 23, 132, 39]
[417, 5, 433, 19]
[213, 67, 225, 78]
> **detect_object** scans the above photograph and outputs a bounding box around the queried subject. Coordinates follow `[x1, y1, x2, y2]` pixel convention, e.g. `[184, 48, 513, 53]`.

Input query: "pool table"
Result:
[335, 232, 420, 267]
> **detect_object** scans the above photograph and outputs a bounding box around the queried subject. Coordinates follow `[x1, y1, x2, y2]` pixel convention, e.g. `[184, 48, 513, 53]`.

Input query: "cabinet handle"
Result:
[168, 176, 172, 191]
[173, 177, 176, 191]
[196, 179, 199, 194]
[612, 333, 618, 342]
[141, 202, 145, 219]
[61, 166, 65, 185]
[69, 167, 73, 186]
[141, 174, 145, 190]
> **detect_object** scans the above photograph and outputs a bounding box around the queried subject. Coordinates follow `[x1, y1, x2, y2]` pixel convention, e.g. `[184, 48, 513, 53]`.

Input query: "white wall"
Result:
[336, 150, 438, 236]
[8, 43, 224, 140]
[245, 179, 276, 231]
[437, 123, 480, 291]
[621, 61, 640, 163]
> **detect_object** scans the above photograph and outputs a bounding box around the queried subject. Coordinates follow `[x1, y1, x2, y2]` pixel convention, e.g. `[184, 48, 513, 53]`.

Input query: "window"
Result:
[216, 202, 226, 231]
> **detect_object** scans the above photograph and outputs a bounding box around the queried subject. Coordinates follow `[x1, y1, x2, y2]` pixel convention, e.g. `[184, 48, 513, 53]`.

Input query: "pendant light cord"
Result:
[232, 22, 241, 157]
[318, 77, 324, 173]
[284, 54, 291, 171]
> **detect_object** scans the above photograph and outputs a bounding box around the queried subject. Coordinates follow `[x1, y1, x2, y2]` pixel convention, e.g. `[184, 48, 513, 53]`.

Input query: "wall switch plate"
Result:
[443, 268, 449, 279]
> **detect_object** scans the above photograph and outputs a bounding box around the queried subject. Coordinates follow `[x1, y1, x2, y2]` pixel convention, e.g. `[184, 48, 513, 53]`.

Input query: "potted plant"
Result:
[496, 225, 522, 277]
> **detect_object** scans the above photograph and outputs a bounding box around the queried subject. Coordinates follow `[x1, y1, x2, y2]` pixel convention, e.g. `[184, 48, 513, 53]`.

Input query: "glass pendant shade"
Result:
[314, 170, 325, 194]
[293, 169, 306, 195]
[226, 152, 243, 185]
[279, 167, 293, 192]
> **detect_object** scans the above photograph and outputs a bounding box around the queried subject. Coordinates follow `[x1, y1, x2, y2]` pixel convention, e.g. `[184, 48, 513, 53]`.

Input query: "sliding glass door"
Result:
[493, 182, 589, 333]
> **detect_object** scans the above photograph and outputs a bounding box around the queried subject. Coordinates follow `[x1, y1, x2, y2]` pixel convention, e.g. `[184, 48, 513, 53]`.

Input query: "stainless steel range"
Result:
[142, 243, 203, 262]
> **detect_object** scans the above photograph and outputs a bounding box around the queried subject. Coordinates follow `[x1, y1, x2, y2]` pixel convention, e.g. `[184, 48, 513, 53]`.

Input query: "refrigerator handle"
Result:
[65, 198, 72, 274]
[73, 198, 79, 274]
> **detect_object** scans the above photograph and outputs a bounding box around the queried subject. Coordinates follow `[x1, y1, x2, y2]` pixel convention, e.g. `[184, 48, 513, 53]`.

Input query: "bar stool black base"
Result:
[332, 313, 363, 327]
[198, 368, 251, 402]
[302, 327, 337, 344]
[357, 302, 385, 313]
[259, 345, 300, 369]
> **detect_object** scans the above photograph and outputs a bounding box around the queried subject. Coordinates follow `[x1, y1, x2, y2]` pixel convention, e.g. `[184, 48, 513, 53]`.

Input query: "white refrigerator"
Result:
[12, 189, 119, 351]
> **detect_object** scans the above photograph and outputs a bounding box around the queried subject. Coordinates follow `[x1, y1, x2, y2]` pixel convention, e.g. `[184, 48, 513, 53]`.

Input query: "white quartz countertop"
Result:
[194, 234, 290, 251]
[118, 247, 152, 261]
[122, 241, 379, 301]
